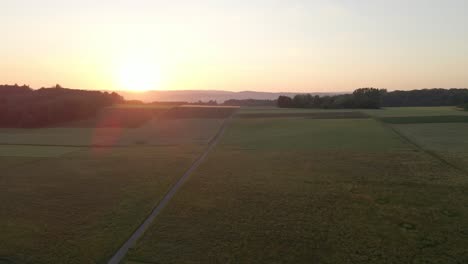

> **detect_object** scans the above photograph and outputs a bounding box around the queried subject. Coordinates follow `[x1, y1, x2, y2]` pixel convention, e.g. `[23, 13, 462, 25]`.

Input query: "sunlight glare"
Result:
[116, 58, 161, 92]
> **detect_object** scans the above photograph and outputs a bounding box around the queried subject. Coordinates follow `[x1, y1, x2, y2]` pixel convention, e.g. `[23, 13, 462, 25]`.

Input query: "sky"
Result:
[1, 0, 468, 92]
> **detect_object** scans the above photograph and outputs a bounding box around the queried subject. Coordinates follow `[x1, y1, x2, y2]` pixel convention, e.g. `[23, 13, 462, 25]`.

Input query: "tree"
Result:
[277, 96, 293, 108]
[312, 95, 322, 108]
[353, 88, 386, 109]
[223, 99, 275, 107]
[292, 94, 307, 108]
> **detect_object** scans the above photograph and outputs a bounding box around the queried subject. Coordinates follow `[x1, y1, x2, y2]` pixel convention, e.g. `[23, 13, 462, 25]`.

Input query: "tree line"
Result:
[0, 84, 123, 127]
[223, 99, 276, 107]
[278, 88, 468, 109]
[278, 88, 385, 109]
[382, 88, 468, 107]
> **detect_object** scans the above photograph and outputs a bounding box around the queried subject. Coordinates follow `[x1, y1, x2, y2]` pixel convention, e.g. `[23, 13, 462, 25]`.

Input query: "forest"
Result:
[0, 84, 123, 127]
[278, 88, 468, 109]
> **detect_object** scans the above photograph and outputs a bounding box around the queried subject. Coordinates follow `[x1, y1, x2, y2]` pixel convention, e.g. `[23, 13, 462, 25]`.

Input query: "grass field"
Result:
[380, 115, 468, 124]
[0, 104, 230, 148]
[119, 118, 226, 146]
[0, 119, 224, 147]
[0, 145, 83, 157]
[238, 107, 356, 114]
[237, 111, 369, 119]
[162, 105, 238, 119]
[242, 106, 468, 117]
[221, 118, 404, 151]
[364, 106, 468, 117]
[0, 146, 208, 263]
[393, 123, 468, 152]
[3, 106, 468, 263]
[59, 104, 174, 129]
[127, 109, 468, 263]
[0, 106, 234, 264]
[0, 128, 128, 147]
[392, 123, 468, 173]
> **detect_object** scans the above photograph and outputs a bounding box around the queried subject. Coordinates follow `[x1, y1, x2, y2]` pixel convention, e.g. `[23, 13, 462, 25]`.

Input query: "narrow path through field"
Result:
[107, 113, 235, 264]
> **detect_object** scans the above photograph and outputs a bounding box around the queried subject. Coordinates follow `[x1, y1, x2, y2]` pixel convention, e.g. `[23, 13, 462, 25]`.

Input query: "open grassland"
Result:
[221, 118, 404, 151]
[0, 156, 39, 170]
[238, 106, 356, 114]
[3, 105, 468, 263]
[128, 113, 468, 263]
[364, 106, 468, 117]
[376, 107, 468, 175]
[0, 105, 231, 148]
[392, 123, 468, 171]
[0, 127, 130, 147]
[0, 119, 224, 147]
[243, 106, 467, 117]
[0, 145, 82, 157]
[380, 115, 468, 124]
[393, 123, 468, 153]
[0, 106, 235, 264]
[59, 105, 171, 129]
[162, 105, 238, 119]
[122, 118, 225, 146]
[0, 145, 206, 264]
[238, 111, 368, 119]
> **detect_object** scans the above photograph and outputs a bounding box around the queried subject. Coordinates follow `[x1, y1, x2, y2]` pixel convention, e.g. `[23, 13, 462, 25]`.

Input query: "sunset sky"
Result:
[2, 0, 468, 92]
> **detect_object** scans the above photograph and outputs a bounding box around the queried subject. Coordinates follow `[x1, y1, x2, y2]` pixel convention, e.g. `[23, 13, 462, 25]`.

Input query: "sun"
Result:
[116, 59, 161, 92]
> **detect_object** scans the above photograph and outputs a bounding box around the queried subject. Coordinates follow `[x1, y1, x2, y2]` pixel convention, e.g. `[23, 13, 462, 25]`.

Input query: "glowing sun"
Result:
[116, 59, 161, 92]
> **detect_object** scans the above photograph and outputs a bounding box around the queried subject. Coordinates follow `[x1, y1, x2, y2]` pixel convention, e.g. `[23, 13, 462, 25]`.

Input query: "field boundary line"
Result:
[378, 119, 468, 176]
[107, 113, 236, 264]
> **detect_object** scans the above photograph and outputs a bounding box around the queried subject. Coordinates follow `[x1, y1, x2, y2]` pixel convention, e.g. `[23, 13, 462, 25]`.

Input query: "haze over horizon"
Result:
[2, 0, 468, 92]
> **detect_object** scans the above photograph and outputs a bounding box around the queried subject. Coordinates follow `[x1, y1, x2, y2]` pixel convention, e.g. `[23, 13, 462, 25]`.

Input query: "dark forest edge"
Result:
[277, 88, 468, 109]
[0, 84, 123, 127]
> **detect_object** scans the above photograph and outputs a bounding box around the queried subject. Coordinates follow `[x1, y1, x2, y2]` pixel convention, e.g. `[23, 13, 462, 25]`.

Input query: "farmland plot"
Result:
[0, 106, 235, 263]
[128, 113, 468, 263]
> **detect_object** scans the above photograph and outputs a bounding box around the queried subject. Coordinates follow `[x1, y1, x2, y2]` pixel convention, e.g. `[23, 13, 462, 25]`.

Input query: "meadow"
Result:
[2, 105, 468, 263]
[1, 146, 204, 263]
[0, 105, 230, 148]
[0, 105, 236, 263]
[126, 106, 468, 263]
[363, 106, 468, 117]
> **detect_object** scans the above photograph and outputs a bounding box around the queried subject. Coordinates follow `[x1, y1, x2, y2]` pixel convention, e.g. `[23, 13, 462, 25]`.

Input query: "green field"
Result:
[380, 115, 468, 124]
[238, 107, 356, 114]
[2, 106, 468, 263]
[0, 145, 210, 264]
[0, 145, 82, 157]
[392, 123, 468, 172]
[126, 107, 468, 263]
[364, 106, 468, 117]
[0, 106, 231, 263]
[121, 118, 225, 146]
[0, 119, 224, 147]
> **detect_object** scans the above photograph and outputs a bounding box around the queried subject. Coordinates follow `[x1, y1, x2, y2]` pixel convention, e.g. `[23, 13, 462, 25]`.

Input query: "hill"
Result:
[118, 90, 340, 103]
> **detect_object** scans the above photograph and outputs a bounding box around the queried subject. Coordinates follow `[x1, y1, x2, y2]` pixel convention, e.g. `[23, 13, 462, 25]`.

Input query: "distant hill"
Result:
[118, 90, 342, 103]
